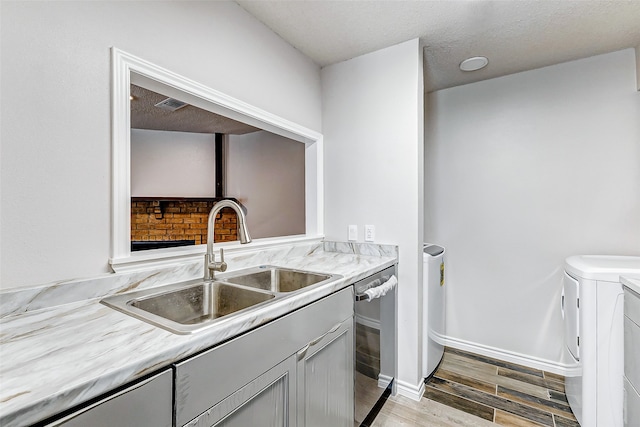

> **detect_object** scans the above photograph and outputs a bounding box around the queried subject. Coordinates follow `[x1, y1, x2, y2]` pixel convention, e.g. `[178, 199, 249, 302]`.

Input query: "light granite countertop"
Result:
[0, 241, 397, 427]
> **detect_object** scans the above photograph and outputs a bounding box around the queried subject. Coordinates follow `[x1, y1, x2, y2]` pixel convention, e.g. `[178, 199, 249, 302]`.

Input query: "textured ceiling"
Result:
[235, 0, 640, 92]
[130, 84, 260, 134]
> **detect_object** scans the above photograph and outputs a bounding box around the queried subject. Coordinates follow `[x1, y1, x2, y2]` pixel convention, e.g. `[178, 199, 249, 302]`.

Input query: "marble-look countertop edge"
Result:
[0, 251, 396, 427]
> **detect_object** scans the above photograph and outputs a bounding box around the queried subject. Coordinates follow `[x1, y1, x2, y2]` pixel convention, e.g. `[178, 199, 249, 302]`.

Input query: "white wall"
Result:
[322, 39, 425, 397]
[0, 1, 320, 289]
[227, 131, 305, 239]
[425, 49, 640, 370]
[131, 129, 216, 198]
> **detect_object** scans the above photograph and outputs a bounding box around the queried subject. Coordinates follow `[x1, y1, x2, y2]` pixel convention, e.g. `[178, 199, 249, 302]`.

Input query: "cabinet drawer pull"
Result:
[296, 322, 342, 360]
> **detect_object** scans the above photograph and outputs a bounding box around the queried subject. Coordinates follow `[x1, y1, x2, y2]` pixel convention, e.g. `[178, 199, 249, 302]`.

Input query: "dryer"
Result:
[563, 255, 640, 427]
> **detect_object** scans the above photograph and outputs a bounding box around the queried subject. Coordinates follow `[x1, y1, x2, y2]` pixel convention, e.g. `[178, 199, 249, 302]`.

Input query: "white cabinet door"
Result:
[296, 317, 354, 427]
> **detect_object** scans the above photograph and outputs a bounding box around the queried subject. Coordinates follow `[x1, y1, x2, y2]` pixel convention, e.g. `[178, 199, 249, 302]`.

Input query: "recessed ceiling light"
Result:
[459, 56, 489, 72]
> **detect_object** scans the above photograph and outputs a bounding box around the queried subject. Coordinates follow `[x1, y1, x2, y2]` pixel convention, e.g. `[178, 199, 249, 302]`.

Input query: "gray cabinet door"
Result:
[296, 317, 354, 427]
[175, 287, 354, 427]
[184, 355, 296, 427]
[44, 369, 172, 427]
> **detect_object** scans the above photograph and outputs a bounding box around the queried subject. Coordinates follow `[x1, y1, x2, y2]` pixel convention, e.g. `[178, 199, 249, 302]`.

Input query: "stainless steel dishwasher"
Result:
[353, 265, 397, 426]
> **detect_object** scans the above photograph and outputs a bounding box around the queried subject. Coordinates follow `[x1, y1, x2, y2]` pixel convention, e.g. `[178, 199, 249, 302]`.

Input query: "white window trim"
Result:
[110, 48, 324, 272]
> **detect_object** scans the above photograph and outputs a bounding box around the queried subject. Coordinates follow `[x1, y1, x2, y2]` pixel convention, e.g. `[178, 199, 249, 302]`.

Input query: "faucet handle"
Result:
[217, 248, 227, 272]
[206, 248, 227, 279]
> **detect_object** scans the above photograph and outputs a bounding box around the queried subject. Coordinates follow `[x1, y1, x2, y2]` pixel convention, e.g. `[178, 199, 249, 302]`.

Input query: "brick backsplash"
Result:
[131, 200, 238, 244]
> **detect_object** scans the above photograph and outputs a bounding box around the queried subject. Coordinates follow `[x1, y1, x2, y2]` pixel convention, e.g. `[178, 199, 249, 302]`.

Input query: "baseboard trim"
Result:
[442, 335, 581, 377]
[378, 374, 393, 389]
[396, 378, 425, 401]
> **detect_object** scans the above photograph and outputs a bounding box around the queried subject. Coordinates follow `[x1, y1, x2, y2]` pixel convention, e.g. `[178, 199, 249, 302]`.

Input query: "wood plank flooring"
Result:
[372, 347, 580, 426]
[356, 372, 385, 425]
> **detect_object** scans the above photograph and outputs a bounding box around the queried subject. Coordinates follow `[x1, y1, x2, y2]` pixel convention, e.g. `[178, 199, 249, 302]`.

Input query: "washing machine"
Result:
[562, 255, 640, 427]
[423, 244, 445, 378]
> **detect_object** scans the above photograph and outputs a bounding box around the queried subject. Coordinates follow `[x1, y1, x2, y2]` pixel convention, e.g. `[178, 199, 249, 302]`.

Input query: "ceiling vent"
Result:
[154, 98, 188, 112]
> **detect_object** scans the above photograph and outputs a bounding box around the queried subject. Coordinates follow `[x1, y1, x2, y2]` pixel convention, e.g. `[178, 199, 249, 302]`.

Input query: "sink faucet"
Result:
[204, 199, 252, 280]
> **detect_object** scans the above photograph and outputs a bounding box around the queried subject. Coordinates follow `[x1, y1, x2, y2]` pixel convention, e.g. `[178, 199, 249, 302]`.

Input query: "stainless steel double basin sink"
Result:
[101, 266, 342, 334]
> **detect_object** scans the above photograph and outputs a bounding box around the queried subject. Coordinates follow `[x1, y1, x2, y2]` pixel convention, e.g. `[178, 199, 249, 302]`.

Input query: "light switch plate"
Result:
[348, 225, 358, 241]
[364, 225, 375, 242]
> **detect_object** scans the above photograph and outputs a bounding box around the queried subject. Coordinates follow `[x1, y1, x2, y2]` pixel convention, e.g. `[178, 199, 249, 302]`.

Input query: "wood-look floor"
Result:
[372, 347, 580, 427]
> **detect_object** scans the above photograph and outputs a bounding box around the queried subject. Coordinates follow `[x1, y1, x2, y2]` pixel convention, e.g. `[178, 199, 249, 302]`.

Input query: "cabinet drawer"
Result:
[625, 315, 640, 390]
[44, 369, 172, 427]
[175, 286, 353, 426]
[625, 288, 640, 326]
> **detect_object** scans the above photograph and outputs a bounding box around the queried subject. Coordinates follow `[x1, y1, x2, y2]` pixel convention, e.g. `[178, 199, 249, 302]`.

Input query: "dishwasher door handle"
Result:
[355, 293, 371, 302]
[355, 274, 396, 302]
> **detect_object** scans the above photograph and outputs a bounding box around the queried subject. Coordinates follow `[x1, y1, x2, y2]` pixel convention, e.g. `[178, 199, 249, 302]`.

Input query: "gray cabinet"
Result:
[38, 287, 354, 427]
[175, 287, 354, 427]
[296, 317, 353, 427]
[183, 355, 296, 427]
[44, 369, 172, 427]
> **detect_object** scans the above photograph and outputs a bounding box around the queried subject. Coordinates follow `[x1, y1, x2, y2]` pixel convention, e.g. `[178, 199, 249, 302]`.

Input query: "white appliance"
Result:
[423, 244, 446, 378]
[622, 278, 640, 427]
[562, 255, 640, 427]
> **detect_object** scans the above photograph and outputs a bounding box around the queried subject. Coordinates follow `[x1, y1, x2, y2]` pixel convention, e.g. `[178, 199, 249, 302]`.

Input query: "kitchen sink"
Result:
[101, 280, 275, 334]
[130, 282, 274, 325]
[223, 266, 334, 292]
[101, 266, 342, 334]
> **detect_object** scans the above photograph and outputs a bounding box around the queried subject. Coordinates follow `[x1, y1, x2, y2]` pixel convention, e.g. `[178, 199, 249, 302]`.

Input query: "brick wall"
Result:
[131, 200, 238, 245]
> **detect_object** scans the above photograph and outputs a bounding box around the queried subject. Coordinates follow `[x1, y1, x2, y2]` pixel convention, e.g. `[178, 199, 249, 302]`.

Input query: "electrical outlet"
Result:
[364, 225, 375, 242]
[348, 225, 358, 241]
